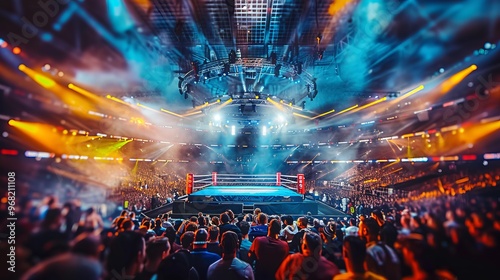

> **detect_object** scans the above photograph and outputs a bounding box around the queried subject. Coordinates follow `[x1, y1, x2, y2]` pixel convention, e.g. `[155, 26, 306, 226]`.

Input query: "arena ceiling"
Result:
[0, 0, 500, 179]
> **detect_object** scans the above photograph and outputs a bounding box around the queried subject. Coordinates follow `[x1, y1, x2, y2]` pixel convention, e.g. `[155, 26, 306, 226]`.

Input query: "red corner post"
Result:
[212, 172, 217, 186]
[186, 173, 194, 195]
[297, 174, 305, 194]
[276, 172, 281, 186]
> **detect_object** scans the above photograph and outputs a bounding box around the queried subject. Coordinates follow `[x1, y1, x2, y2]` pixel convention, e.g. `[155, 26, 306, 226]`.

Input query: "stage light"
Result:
[0, 38, 7, 48]
[43, 64, 51, 71]
[214, 114, 221, 121]
[57, 71, 64, 77]
[262, 126, 267, 136]
[12, 47, 21, 54]
[231, 125, 236, 135]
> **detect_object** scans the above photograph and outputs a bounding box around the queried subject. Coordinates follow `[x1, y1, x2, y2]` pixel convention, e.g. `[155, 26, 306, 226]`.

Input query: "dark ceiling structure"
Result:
[0, 0, 500, 179]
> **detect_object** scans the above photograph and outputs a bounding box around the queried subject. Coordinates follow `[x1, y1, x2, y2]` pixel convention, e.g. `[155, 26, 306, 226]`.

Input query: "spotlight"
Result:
[231, 125, 236, 135]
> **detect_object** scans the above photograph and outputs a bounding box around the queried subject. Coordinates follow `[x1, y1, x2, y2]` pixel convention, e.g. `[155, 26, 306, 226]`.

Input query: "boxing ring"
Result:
[170, 172, 318, 216]
[186, 172, 305, 203]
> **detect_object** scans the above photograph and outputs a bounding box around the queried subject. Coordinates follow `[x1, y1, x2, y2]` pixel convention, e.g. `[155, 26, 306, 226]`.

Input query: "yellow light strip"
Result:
[312, 109, 336, 119]
[292, 112, 313, 120]
[352, 97, 387, 112]
[160, 108, 184, 118]
[399, 85, 425, 99]
[67, 83, 100, 100]
[182, 111, 203, 117]
[212, 98, 233, 112]
[332, 104, 359, 116]
[266, 97, 286, 111]
[106, 95, 133, 106]
[18, 64, 56, 88]
[137, 103, 159, 112]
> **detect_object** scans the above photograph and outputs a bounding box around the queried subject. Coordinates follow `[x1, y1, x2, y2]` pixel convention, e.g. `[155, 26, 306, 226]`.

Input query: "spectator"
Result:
[136, 237, 170, 280]
[21, 253, 102, 280]
[289, 216, 310, 253]
[191, 229, 221, 280]
[248, 219, 289, 280]
[156, 250, 199, 280]
[248, 213, 268, 241]
[238, 221, 252, 263]
[181, 231, 195, 251]
[105, 231, 145, 280]
[218, 213, 242, 245]
[361, 218, 401, 280]
[397, 235, 455, 280]
[276, 231, 340, 280]
[207, 225, 222, 256]
[333, 236, 385, 280]
[280, 215, 298, 243]
[207, 231, 254, 280]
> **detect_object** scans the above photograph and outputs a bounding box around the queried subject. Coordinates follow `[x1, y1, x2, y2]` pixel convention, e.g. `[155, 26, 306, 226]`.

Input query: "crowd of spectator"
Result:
[107, 166, 186, 211]
[5, 182, 500, 280]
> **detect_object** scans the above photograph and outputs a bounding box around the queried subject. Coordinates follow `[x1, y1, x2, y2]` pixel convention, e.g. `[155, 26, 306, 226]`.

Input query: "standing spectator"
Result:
[248, 219, 289, 280]
[207, 231, 254, 280]
[276, 231, 340, 280]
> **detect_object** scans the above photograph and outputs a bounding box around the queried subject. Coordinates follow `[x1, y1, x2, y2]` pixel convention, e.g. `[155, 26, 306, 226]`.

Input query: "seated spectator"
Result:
[361, 217, 401, 280]
[276, 231, 340, 280]
[333, 236, 385, 280]
[191, 229, 221, 280]
[136, 237, 170, 280]
[157, 249, 199, 280]
[218, 213, 242, 245]
[248, 219, 289, 280]
[153, 218, 166, 236]
[280, 215, 298, 243]
[71, 232, 102, 260]
[322, 221, 344, 270]
[238, 221, 252, 263]
[289, 216, 310, 253]
[21, 253, 102, 280]
[181, 231, 195, 251]
[207, 231, 254, 280]
[397, 234, 455, 280]
[105, 231, 145, 280]
[248, 213, 268, 241]
[164, 226, 183, 253]
[207, 225, 222, 256]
